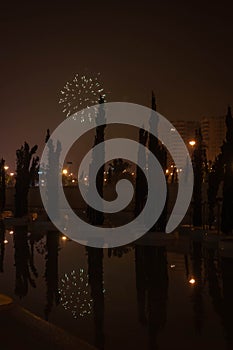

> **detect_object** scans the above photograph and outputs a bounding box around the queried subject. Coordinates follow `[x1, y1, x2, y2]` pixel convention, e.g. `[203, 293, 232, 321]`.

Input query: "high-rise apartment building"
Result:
[167, 120, 199, 168]
[200, 116, 226, 162]
[167, 116, 227, 167]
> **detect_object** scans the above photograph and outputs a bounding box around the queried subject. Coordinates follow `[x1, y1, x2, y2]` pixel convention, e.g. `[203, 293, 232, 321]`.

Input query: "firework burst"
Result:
[59, 72, 106, 118]
[59, 268, 93, 319]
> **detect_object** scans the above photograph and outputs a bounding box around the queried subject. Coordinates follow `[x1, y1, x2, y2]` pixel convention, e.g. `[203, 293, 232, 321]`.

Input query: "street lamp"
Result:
[189, 140, 196, 147]
[189, 278, 196, 285]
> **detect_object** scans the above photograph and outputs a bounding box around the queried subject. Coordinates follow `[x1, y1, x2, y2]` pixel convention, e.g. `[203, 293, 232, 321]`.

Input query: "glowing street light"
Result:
[62, 169, 68, 175]
[189, 140, 196, 147]
[189, 278, 196, 285]
[4, 166, 9, 171]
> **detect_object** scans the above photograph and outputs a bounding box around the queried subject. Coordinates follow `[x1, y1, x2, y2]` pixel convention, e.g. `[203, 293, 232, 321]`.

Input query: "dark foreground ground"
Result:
[0, 294, 96, 350]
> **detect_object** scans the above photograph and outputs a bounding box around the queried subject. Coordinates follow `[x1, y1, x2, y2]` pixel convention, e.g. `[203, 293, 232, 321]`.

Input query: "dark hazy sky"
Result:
[1, 0, 233, 169]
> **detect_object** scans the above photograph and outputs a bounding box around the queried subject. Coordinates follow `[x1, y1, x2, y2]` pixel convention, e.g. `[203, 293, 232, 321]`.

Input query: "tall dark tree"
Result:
[192, 128, 207, 227]
[221, 107, 233, 234]
[0, 159, 6, 212]
[45, 128, 50, 143]
[106, 165, 112, 184]
[134, 128, 148, 216]
[30, 156, 40, 187]
[207, 107, 233, 233]
[207, 154, 223, 229]
[87, 96, 106, 225]
[171, 165, 178, 184]
[46, 137, 61, 220]
[14, 142, 39, 217]
[148, 92, 167, 231]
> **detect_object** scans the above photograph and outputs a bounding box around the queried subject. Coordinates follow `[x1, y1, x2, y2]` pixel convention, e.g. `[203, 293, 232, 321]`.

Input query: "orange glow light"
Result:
[189, 278, 196, 285]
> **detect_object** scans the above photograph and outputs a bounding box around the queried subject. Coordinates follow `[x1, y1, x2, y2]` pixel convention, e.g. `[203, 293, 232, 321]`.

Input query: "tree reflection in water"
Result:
[221, 257, 233, 349]
[205, 246, 222, 321]
[13, 225, 38, 298]
[44, 231, 60, 321]
[86, 247, 105, 350]
[201, 242, 233, 349]
[0, 220, 5, 272]
[107, 246, 132, 258]
[135, 245, 168, 349]
[190, 240, 204, 334]
[8, 224, 233, 350]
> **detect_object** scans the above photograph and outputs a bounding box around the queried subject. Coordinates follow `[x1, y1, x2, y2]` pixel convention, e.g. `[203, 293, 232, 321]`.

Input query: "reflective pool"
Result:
[0, 222, 232, 350]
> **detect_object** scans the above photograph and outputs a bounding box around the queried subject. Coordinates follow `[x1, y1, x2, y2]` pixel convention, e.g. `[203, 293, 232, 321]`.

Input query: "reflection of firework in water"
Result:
[59, 269, 93, 319]
[59, 73, 106, 118]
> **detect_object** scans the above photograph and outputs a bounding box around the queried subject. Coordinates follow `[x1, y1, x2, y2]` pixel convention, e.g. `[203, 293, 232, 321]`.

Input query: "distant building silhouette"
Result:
[167, 116, 226, 165]
[201, 115, 226, 162]
[167, 120, 199, 168]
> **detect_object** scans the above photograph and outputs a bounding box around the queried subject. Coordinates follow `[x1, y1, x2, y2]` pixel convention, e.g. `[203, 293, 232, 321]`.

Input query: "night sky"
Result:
[1, 0, 233, 170]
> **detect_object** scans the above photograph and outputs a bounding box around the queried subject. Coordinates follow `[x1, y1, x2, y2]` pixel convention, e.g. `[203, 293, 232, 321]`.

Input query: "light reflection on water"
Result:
[0, 222, 232, 349]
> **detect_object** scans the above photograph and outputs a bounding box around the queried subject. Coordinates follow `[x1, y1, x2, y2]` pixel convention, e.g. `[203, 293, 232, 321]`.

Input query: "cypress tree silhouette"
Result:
[221, 106, 233, 234]
[207, 154, 223, 229]
[134, 128, 148, 216]
[192, 128, 207, 227]
[14, 143, 39, 217]
[0, 159, 6, 212]
[46, 136, 61, 221]
[207, 107, 233, 233]
[87, 96, 106, 225]
[30, 155, 40, 187]
[148, 92, 167, 231]
[45, 128, 50, 143]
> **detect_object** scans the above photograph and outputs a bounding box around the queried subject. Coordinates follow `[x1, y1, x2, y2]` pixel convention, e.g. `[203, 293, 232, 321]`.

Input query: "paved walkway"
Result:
[0, 294, 96, 350]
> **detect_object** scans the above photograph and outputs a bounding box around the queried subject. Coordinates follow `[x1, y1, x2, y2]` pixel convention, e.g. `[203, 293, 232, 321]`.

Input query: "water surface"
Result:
[0, 223, 232, 350]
